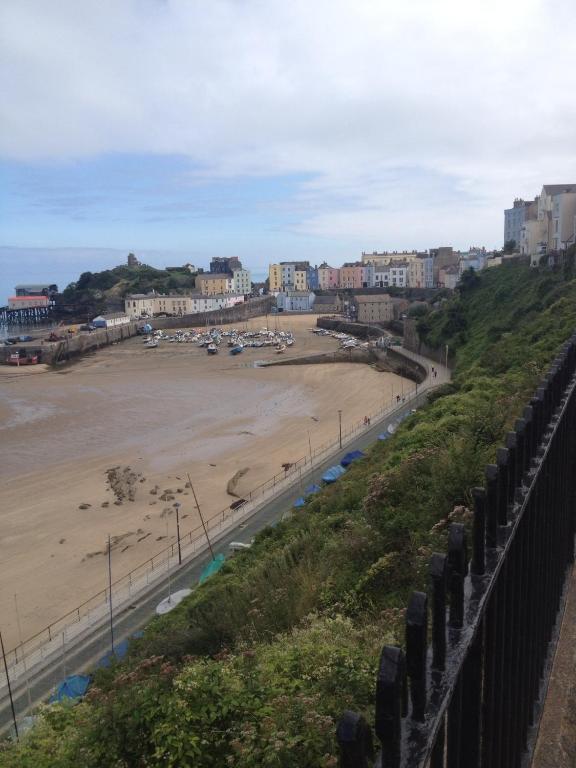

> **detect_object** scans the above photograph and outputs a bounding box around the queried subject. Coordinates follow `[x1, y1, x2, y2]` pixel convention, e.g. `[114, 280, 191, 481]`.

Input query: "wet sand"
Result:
[0, 314, 410, 648]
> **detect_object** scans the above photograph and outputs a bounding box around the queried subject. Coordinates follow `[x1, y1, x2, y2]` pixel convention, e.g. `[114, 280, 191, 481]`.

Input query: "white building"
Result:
[276, 291, 316, 312]
[232, 268, 251, 295]
[92, 312, 131, 328]
[189, 293, 245, 313]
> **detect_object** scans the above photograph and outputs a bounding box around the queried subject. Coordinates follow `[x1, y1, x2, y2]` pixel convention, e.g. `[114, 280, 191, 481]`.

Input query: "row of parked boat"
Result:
[308, 327, 368, 349]
[141, 327, 296, 355]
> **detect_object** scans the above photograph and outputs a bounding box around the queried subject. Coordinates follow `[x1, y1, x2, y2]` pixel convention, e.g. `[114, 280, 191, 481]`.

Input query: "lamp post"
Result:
[445, 343, 449, 370]
[338, 410, 342, 448]
[173, 502, 182, 565]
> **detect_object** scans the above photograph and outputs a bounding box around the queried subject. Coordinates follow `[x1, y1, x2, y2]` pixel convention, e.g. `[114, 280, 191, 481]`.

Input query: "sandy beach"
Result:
[0, 314, 410, 648]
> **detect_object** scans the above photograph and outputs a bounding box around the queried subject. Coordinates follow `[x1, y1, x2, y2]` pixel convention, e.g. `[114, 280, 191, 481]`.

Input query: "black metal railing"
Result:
[337, 334, 576, 767]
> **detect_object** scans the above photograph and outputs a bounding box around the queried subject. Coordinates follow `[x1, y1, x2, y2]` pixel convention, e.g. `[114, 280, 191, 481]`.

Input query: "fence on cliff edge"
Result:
[335, 335, 576, 767]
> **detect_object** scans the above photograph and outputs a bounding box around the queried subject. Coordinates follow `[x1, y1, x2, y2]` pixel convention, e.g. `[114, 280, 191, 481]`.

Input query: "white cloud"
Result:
[1, 0, 575, 248]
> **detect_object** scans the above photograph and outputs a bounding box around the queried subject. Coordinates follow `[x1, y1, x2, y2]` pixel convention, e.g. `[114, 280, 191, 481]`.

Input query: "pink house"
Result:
[317, 262, 340, 289]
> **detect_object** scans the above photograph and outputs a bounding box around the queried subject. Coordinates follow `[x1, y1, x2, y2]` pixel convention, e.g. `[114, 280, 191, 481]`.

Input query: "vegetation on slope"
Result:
[3, 262, 576, 767]
[58, 262, 196, 316]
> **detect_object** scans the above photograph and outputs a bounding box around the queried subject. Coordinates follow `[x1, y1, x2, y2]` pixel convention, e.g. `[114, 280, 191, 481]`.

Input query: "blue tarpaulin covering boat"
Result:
[49, 674, 91, 703]
[198, 553, 226, 584]
[340, 450, 366, 467]
[378, 433, 389, 441]
[293, 497, 306, 508]
[322, 465, 347, 484]
[304, 483, 322, 496]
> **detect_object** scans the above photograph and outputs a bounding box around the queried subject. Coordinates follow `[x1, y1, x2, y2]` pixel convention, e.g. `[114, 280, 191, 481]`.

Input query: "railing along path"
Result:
[337, 334, 576, 767]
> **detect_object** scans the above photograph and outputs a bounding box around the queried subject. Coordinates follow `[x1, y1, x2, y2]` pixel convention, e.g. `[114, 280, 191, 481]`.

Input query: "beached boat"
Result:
[8, 351, 38, 365]
[144, 340, 158, 349]
[207, 343, 218, 355]
[229, 344, 243, 355]
[276, 344, 286, 354]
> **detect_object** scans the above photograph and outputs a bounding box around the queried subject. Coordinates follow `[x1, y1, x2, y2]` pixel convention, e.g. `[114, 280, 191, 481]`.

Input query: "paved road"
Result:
[0, 348, 449, 735]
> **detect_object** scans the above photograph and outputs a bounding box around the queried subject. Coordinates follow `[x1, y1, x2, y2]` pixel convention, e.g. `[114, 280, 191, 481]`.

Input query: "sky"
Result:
[1, 0, 576, 302]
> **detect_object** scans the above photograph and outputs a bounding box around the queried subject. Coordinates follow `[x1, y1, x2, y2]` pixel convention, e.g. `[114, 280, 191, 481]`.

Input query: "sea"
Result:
[0, 322, 57, 341]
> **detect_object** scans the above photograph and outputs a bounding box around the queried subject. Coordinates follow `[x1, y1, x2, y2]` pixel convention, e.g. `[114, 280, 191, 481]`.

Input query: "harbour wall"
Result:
[265, 346, 427, 385]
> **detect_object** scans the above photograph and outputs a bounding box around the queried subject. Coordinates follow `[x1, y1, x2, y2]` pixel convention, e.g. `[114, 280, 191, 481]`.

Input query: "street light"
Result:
[173, 502, 182, 565]
[338, 410, 342, 448]
[445, 344, 449, 370]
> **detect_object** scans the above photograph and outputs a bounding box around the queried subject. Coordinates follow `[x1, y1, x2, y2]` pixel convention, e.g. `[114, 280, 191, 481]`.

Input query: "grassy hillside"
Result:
[58, 263, 197, 316]
[2, 262, 576, 767]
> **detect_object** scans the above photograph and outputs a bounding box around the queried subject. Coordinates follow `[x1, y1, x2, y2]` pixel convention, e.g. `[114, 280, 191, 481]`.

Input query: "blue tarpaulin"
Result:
[293, 497, 306, 508]
[378, 433, 389, 441]
[304, 484, 322, 496]
[322, 465, 347, 484]
[50, 675, 91, 703]
[198, 553, 226, 584]
[340, 450, 366, 467]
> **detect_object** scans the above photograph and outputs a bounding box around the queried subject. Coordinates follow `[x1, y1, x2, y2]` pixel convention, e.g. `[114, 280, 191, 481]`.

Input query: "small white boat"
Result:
[276, 344, 286, 354]
[207, 343, 218, 355]
[144, 340, 158, 348]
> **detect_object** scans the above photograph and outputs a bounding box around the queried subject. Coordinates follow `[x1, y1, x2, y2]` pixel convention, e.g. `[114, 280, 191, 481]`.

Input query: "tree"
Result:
[458, 268, 480, 294]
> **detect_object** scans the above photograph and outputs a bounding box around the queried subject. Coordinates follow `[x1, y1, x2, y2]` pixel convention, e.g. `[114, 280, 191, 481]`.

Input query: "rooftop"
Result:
[355, 294, 392, 303]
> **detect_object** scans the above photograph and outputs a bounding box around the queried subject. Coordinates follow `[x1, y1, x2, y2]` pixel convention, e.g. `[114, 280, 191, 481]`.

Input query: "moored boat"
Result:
[207, 343, 218, 355]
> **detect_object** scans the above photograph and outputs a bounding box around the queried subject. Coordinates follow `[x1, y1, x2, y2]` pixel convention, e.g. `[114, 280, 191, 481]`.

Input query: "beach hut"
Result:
[340, 450, 366, 468]
[322, 465, 347, 484]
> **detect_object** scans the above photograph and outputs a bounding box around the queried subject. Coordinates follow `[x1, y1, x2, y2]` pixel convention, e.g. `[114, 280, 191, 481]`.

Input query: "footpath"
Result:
[531, 564, 576, 767]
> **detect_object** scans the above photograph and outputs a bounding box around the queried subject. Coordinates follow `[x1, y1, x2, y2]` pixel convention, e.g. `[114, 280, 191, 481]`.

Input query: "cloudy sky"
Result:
[1, 0, 575, 300]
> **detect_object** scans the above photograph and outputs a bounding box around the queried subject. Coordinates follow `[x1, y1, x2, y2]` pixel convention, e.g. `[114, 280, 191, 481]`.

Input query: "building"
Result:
[189, 293, 245, 313]
[269, 264, 282, 293]
[340, 263, 365, 289]
[276, 291, 316, 312]
[438, 265, 460, 290]
[361, 251, 418, 267]
[307, 265, 319, 290]
[517, 185, 576, 263]
[209, 256, 242, 274]
[313, 294, 340, 314]
[14, 283, 58, 297]
[8, 295, 50, 310]
[504, 200, 535, 249]
[127, 253, 140, 267]
[431, 247, 459, 285]
[354, 294, 394, 324]
[124, 292, 245, 318]
[196, 273, 234, 295]
[317, 263, 340, 289]
[92, 312, 131, 328]
[231, 268, 251, 295]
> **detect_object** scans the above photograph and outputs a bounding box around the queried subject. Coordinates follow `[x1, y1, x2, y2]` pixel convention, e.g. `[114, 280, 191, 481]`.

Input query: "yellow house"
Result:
[196, 273, 233, 295]
[269, 264, 282, 292]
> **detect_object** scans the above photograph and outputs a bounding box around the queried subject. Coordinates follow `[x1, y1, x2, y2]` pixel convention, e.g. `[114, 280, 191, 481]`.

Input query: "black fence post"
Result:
[405, 591, 428, 722]
[336, 711, 374, 768]
[375, 646, 407, 768]
[484, 464, 499, 549]
[448, 523, 468, 629]
[471, 487, 486, 575]
[496, 447, 510, 525]
[430, 553, 447, 670]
